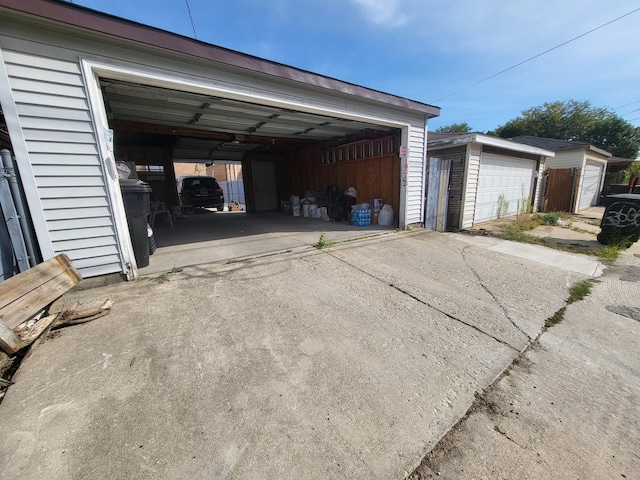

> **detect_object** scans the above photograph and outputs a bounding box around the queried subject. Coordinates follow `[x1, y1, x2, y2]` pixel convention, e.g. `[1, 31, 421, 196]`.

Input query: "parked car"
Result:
[177, 175, 224, 210]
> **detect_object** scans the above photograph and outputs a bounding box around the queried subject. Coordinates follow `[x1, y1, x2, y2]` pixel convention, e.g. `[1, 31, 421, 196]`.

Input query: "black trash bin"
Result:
[120, 179, 152, 267]
[597, 194, 640, 246]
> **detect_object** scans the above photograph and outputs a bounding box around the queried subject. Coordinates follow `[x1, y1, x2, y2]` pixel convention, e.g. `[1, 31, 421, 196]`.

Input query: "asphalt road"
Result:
[1, 230, 625, 479]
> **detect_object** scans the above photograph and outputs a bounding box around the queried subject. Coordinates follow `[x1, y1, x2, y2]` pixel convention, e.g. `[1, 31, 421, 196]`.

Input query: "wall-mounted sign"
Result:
[399, 146, 407, 158]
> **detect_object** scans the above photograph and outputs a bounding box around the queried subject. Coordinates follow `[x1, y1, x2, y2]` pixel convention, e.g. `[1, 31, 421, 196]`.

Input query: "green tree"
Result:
[435, 122, 473, 134]
[490, 100, 640, 158]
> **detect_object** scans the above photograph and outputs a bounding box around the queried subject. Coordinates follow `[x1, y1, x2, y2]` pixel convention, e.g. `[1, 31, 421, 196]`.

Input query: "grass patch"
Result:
[495, 215, 625, 264]
[598, 246, 622, 263]
[544, 279, 599, 330]
[533, 212, 565, 226]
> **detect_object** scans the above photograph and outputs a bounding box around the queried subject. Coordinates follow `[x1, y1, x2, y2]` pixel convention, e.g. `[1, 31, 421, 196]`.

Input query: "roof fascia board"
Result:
[0, 0, 440, 118]
[475, 134, 555, 157]
[587, 144, 612, 157]
[428, 134, 555, 157]
[513, 136, 611, 157]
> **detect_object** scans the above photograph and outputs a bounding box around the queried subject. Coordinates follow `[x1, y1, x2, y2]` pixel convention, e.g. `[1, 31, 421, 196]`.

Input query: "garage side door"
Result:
[577, 162, 602, 211]
[474, 153, 536, 223]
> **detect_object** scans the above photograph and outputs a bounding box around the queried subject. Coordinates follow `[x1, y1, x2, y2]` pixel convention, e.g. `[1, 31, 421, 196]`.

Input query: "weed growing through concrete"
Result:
[544, 279, 598, 330]
[227, 250, 293, 264]
[314, 233, 334, 249]
[149, 267, 183, 283]
[568, 278, 598, 304]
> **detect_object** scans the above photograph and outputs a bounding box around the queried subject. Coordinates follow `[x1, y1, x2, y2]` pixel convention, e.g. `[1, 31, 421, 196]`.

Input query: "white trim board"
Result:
[81, 59, 137, 278]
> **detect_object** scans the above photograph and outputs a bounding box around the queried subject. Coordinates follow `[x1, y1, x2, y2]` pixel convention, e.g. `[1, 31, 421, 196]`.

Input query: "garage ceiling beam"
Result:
[110, 119, 234, 141]
[101, 81, 388, 133]
[189, 102, 211, 125]
[109, 119, 322, 153]
[110, 113, 359, 140]
[105, 96, 383, 135]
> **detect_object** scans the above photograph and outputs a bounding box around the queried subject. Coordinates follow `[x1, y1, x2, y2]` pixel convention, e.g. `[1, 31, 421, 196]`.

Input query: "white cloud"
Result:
[350, 0, 409, 27]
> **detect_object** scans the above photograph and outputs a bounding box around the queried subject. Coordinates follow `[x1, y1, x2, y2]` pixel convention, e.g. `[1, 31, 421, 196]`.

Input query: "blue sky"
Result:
[72, 0, 640, 133]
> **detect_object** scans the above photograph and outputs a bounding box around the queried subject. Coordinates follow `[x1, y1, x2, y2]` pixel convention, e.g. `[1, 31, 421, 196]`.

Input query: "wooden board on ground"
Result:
[0, 254, 82, 329]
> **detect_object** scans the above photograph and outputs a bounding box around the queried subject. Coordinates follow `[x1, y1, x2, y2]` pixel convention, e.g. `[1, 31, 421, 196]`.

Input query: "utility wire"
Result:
[615, 100, 640, 110]
[434, 7, 640, 102]
[185, 0, 198, 40]
[621, 107, 640, 116]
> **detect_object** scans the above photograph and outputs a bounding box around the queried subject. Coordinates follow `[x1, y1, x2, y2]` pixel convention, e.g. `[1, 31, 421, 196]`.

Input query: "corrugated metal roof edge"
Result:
[0, 0, 440, 119]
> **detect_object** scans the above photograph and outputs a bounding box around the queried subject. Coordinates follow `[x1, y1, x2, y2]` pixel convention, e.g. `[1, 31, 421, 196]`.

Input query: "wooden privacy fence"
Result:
[544, 168, 579, 213]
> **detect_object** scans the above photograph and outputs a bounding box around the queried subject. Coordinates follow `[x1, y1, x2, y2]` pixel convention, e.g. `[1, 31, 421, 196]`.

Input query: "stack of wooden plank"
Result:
[0, 254, 82, 354]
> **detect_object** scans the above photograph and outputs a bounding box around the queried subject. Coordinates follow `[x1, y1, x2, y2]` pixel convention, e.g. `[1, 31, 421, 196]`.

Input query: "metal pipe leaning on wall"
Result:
[0, 149, 39, 268]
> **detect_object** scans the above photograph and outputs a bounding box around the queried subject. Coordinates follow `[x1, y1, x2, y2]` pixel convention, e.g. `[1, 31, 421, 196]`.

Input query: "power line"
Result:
[621, 107, 640, 117]
[434, 7, 640, 103]
[615, 100, 640, 110]
[185, 0, 198, 40]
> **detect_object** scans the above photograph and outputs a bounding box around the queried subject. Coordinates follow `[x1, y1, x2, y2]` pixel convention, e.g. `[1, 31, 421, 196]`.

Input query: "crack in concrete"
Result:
[388, 284, 519, 352]
[493, 425, 527, 450]
[322, 250, 519, 353]
[460, 246, 533, 342]
[409, 268, 609, 479]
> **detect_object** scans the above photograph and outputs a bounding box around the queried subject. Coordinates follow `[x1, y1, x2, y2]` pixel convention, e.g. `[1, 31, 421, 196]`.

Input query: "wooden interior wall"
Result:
[278, 145, 400, 215]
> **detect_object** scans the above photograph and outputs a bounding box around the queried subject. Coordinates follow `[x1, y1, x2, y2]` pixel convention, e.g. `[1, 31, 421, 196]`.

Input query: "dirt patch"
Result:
[620, 266, 640, 282]
[408, 342, 539, 479]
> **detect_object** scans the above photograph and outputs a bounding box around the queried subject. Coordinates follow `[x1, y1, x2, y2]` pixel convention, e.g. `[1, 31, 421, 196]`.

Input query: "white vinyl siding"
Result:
[545, 150, 584, 169]
[405, 123, 427, 225]
[2, 49, 121, 278]
[461, 144, 481, 229]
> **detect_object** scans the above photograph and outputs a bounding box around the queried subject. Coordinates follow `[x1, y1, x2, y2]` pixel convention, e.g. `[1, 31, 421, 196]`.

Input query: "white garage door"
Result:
[577, 162, 603, 211]
[474, 153, 536, 223]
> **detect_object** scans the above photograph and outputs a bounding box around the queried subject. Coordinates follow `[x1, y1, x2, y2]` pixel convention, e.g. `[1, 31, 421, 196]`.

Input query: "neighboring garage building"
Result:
[0, 0, 439, 280]
[510, 136, 611, 213]
[426, 133, 554, 231]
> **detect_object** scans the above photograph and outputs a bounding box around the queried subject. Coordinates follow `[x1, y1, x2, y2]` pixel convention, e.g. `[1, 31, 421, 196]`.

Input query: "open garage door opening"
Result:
[99, 78, 402, 271]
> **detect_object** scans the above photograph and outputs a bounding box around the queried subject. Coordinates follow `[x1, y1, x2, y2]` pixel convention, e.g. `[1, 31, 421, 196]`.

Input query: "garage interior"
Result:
[100, 79, 403, 272]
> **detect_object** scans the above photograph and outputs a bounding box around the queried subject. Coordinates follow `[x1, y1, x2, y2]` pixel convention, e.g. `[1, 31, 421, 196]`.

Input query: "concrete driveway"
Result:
[0, 231, 590, 479]
[411, 241, 640, 479]
[140, 211, 396, 276]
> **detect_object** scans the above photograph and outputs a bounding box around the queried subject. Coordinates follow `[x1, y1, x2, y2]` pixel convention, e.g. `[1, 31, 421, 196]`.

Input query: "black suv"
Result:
[177, 175, 224, 210]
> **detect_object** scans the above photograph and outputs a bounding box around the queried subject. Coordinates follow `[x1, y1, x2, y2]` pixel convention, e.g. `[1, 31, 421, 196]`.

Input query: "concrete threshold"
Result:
[451, 233, 604, 277]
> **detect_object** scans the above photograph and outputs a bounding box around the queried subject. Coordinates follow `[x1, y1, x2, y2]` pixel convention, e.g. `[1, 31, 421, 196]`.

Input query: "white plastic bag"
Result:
[116, 161, 132, 179]
[378, 204, 394, 226]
